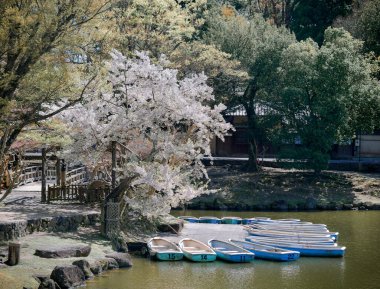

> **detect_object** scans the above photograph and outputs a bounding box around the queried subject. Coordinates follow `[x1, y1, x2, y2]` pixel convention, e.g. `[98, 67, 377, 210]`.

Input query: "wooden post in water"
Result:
[41, 148, 47, 203]
[7, 242, 20, 266]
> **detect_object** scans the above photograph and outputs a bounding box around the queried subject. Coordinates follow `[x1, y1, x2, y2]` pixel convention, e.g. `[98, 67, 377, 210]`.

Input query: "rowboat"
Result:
[246, 228, 337, 241]
[246, 236, 336, 246]
[147, 237, 183, 261]
[249, 225, 331, 234]
[246, 240, 346, 257]
[242, 217, 271, 225]
[179, 238, 217, 262]
[230, 239, 300, 262]
[208, 239, 255, 263]
[177, 216, 199, 223]
[198, 216, 221, 224]
[245, 236, 336, 246]
[221, 217, 242, 224]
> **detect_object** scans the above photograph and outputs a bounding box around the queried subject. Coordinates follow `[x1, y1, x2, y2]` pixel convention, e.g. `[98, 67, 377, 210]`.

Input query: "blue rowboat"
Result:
[230, 239, 300, 262]
[242, 217, 271, 225]
[179, 238, 217, 262]
[178, 216, 199, 223]
[221, 217, 242, 224]
[246, 228, 336, 241]
[198, 216, 221, 224]
[208, 239, 255, 263]
[246, 239, 346, 257]
[245, 236, 336, 246]
[147, 237, 183, 261]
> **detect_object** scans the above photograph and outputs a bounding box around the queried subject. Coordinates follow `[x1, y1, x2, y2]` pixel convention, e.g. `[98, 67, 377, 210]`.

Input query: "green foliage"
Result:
[290, 0, 352, 45]
[276, 28, 380, 172]
[358, 0, 380, 55]
[204, 7, 295, 171]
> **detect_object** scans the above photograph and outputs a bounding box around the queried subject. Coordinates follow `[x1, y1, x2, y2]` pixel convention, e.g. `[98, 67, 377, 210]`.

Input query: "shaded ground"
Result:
[186, 167, 380, 211]
[0, 228, 114, 289]
[0, 182, 99, 222]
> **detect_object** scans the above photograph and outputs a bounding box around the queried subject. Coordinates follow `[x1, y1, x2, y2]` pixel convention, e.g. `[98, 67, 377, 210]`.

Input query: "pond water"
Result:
[86, 210, 380, 289]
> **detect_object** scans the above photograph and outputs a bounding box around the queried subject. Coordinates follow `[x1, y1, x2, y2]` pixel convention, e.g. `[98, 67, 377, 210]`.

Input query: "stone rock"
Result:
[50, 265, 85, 289]
[72, 260, 94, 279]
[35, 245, 91, 258]
[111, 232, 129, 252]
[0, 263, 8, 269]
[97, 259, 109, 271]
[105, 252, 133, 268]
[105, 257, 119, 269]
[38, 278, 57, 289]
[89, 261, 103, 275]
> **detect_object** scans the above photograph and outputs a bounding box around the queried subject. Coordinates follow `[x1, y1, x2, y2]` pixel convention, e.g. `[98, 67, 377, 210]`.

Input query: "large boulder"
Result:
[50, 265, 85, 289]
[72, 260, 94, 279]
[89, 261, 103, 275]
[35, 245, 91, 258]
[105, 252, 133, 268]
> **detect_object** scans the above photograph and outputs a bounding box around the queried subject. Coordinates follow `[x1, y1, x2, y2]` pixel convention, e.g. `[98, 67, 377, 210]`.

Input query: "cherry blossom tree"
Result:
[60, 50, 232, 218]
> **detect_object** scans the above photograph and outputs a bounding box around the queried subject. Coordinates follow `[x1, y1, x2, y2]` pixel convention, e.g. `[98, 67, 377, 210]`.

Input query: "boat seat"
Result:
[213, 247, 226, 250]
[183, 246, 198, 250]
[220, 250, 239, 253]
[151, 245, 166, 248]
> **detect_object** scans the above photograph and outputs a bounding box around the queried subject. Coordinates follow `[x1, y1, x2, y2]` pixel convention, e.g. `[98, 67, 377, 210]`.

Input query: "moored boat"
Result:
[198, 216, 221, 224]
[221, 217, 242, 224]
[147, 237, 183, 261]
[230, 239, 300, 261]
[246, 239, 346, 257]
[246, 228, 337, 241]
[208, 239, 254, 263]
[245, 236, 336, 246]
[178, 216, 199, 223]
[179, 238, 217, 262]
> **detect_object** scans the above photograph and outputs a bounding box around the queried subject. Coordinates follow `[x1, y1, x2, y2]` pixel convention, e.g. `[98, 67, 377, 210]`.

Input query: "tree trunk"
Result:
[7, 242, 20, 266]
[246, 113, 259, 172]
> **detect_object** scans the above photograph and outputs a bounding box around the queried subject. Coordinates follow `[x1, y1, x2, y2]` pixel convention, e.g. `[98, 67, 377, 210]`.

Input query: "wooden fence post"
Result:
[7, 242, 20, 266]
[41, 148, 47, 203]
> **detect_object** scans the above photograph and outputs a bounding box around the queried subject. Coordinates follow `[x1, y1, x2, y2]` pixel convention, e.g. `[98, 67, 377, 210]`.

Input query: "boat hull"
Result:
[216, 252, 254, 263]
[230, 240, 300, 262]
[247, 240, 346, 257]
[221, 218, 242, 224]
[155, 252, 184, 261]
[199, 218, 221, 224]
[183, 252, 217, 262]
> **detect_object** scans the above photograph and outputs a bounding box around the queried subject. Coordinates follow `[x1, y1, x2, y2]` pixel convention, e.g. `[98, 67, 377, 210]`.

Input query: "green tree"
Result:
[204, 8, 295, 171]
[0, 0, 113, 197]
[276, 28, 380, 172]
[289, 0, 352, 45]
[358, 0, 380, 55]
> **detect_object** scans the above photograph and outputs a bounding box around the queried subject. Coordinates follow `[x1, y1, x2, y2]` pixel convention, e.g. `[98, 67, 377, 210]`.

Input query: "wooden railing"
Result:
[66, 167, 87, 185]
[47, 184, 110, 204]
[18, 166, 42, 185]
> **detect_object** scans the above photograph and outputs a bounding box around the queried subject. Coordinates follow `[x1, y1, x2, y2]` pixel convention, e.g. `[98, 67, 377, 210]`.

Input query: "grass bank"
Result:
[184, 167, 380, 211]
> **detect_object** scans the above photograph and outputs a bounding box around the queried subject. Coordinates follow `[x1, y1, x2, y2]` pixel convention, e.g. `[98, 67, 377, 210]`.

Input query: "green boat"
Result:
[147, 237, 183, 261]
[179, 238, 217, 262]
[221, 217, 242, 224]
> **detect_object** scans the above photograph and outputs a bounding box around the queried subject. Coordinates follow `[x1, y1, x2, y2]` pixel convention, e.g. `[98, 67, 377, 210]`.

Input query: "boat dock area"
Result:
[161, 223, 247, 244]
